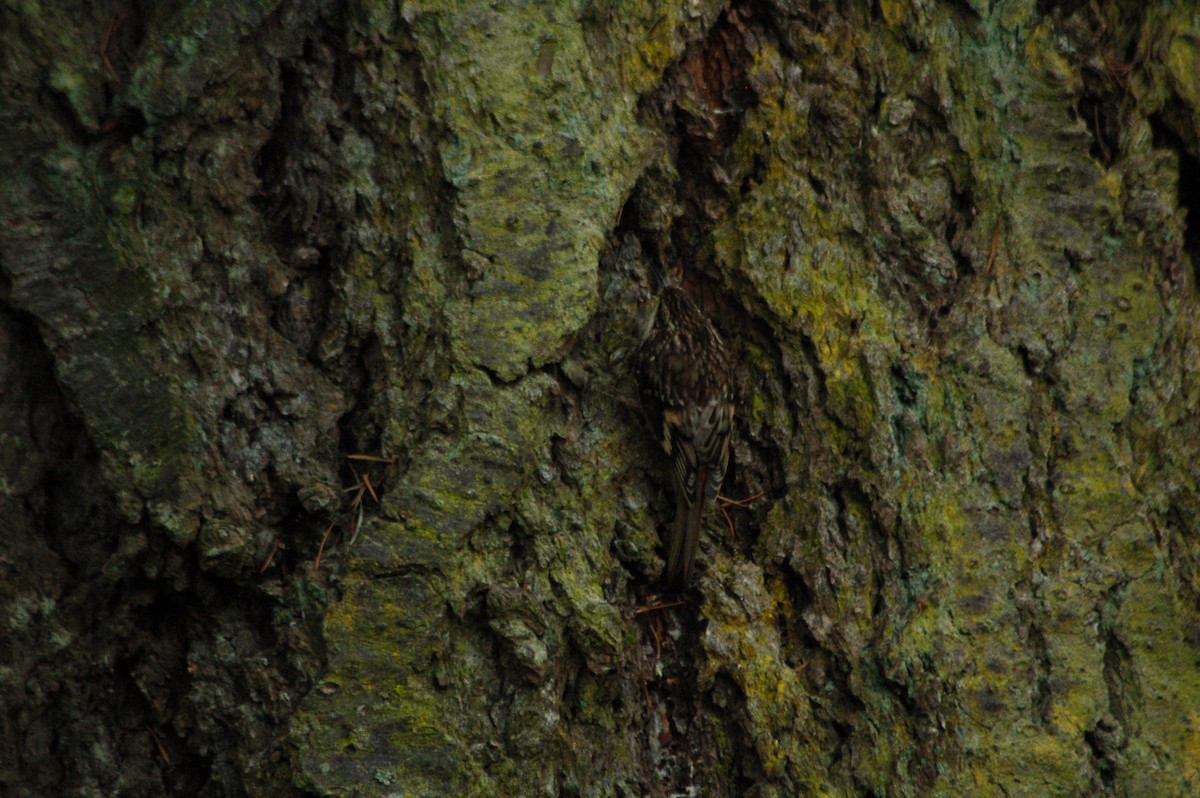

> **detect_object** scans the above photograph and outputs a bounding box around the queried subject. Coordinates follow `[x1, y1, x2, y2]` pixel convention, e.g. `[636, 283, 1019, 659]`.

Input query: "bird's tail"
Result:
[666, 466, 708, 588]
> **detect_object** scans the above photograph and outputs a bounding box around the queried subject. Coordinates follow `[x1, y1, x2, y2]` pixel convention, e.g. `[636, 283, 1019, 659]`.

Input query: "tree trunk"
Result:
[2, 1, 1199, 796]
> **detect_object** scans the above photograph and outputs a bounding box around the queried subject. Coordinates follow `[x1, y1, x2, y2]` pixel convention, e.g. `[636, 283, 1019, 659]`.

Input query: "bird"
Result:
[636, 281, 734, 588]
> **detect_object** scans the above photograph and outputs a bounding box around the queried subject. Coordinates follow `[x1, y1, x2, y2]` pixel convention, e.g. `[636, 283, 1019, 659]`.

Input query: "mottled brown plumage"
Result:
[637, 285, 734, 587]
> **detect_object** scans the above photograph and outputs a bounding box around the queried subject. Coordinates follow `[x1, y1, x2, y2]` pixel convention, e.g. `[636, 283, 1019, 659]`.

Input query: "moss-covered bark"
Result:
[2, 1, 1199, 796]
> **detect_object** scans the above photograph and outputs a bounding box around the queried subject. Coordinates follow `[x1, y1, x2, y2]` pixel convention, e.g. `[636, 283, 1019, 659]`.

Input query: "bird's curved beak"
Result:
[633, 292, 661, 347]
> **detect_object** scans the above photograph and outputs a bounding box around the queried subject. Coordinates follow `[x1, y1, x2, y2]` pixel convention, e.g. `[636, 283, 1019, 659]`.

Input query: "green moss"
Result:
[1166, 29, 1200, 111]
[297, 0, 1200, 794]
[110, 184, 138, 215]
[48, 63, 101, 130]
[296, 359, 642, 792]
[702, 561, 829, 789]
[128, 0, 281, 122]
[401, 3, 662, 380]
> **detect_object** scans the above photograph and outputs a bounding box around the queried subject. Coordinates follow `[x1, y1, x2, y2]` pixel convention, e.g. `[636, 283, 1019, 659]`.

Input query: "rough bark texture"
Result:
[2, 1, 1200, 796]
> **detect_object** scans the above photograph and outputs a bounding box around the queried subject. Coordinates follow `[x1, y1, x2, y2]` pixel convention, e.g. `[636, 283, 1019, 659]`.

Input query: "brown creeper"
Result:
[636, 284, 735, 587]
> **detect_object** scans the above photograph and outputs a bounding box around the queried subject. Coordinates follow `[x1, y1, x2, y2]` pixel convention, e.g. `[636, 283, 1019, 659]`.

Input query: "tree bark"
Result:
[2, 1, 1199, 796]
